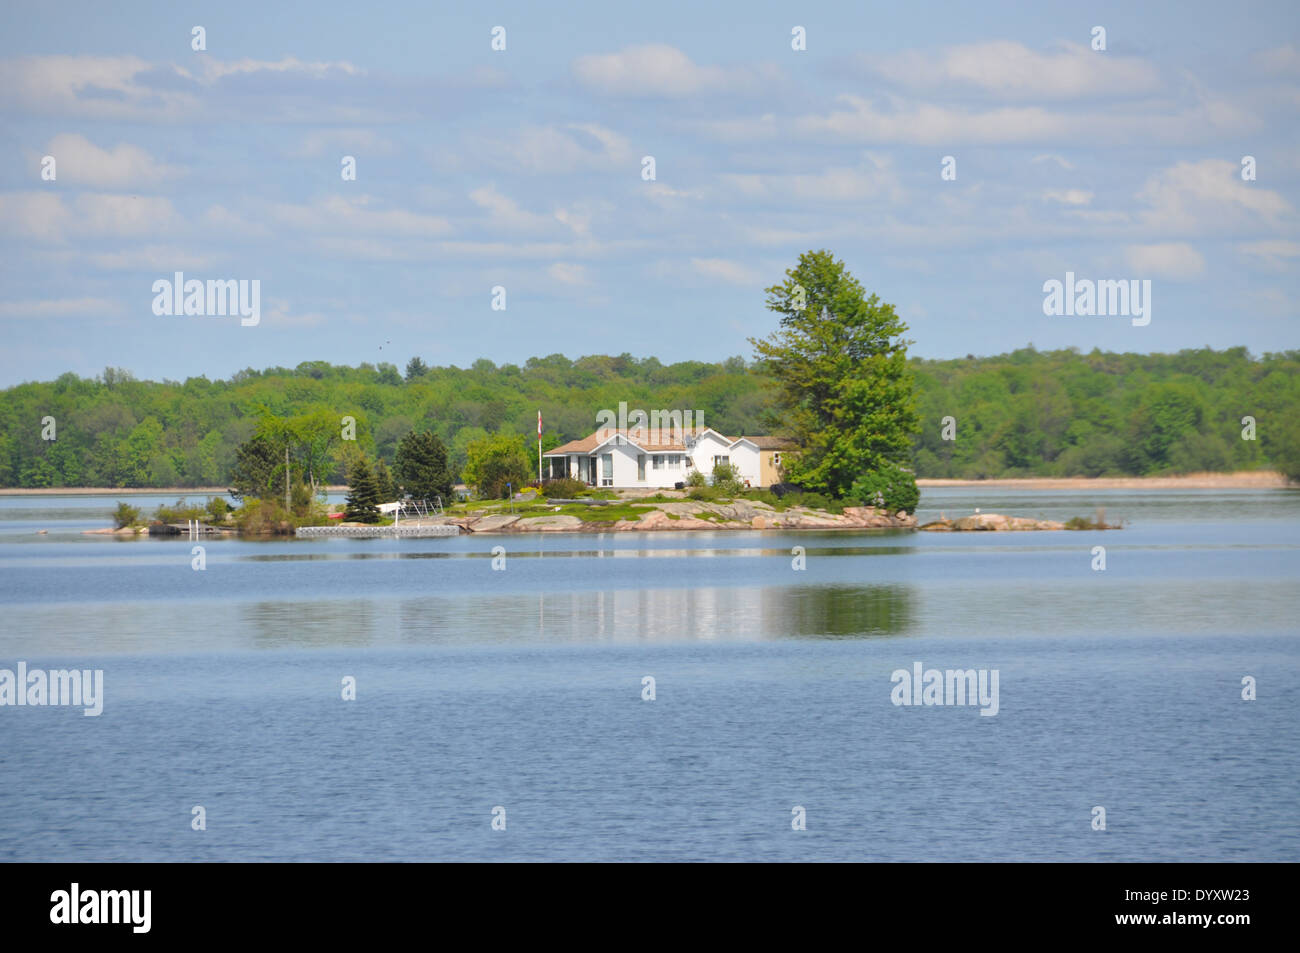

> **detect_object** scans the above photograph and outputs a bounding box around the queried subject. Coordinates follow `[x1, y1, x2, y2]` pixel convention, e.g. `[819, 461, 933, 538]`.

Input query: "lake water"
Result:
[1, 488, 1296, 861]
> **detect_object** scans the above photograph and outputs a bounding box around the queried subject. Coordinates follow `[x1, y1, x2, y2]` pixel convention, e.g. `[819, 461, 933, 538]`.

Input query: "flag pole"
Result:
[537, 410, 543, 483]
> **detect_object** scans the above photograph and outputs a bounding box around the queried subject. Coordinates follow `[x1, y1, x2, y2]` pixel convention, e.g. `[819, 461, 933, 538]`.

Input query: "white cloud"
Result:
[0, 54, 364, 121]
[271, 194, 452, 237]
[721, 156, 902, 203]
[488, 123, 632, 173]
[702, 91, 1257, 147]
[86, 245, 218, 271]
[0, 192, 177, 241]
[40, 134, 180, 188]
[289, 128, 394, 159]
[1043, 189, 1093, 206]
[202, 205, 272, 238]
[1032, 154, 1075, 170]
[572, 44, 777, 98]
[1255, 44, 1300, 74]
[1138, 159, 1291, 232]
[1125, 242, 1206, 279]
[691, 257, 760, 286]
[1238, 239, 1300, 269]
[547, 262, 590, 285]
[262, 298, 327, 328]
[0, 297, 119, 318]
[862, 41, 1161, 99]
[469, 186, 552, 232]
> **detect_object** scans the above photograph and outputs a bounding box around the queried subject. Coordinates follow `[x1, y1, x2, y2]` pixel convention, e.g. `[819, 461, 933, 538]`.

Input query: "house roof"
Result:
[544, 428, 794, 456]
[745, 436, 798, 450]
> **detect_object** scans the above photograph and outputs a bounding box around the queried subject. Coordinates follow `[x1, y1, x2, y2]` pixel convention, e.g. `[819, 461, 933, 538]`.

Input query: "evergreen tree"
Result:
[373, 458, 396, 502]
[394, 430, 454, 501]
[751, 250, 920, 503]
[229, 435, 282, 501]
[405, 356, 429, 381]
[344, 457, 382, 523]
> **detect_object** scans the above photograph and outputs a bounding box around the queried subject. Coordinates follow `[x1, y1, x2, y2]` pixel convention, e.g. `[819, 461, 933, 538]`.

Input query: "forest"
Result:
[1, 346, 1297, 488]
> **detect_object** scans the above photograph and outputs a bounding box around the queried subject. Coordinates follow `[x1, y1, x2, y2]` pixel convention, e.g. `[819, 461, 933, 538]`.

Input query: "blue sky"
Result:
[1, 0, 1297, 385]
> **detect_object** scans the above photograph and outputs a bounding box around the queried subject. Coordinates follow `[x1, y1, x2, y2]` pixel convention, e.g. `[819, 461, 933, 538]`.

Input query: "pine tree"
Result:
[373, 458, 396, 503]
[394, 430, 453, 502]
[750, 250, 920, 503]
[344, 458, 382, 523]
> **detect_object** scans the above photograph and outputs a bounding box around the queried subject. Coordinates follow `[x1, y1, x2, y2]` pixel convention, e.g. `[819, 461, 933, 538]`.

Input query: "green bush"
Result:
[541, 477, 587, 498]
[154, 498, 207, 523]
[687, 485, 723, 501]
[850, 462, 919, 514]
[711, 462, 744, 494]
[685, 469, 707, 488]
[112, 501, 141, 529]
[205, 496, 231, 522]
[232, 498, 296, 535]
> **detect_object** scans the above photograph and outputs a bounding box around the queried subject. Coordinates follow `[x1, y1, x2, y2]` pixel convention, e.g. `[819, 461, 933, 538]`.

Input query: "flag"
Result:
[537, 410, 542, 437]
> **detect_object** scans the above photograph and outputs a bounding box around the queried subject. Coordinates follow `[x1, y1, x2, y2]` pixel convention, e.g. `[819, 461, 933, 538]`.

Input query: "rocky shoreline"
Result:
[446, 500, 916, 533]
[919, 513, 1065, 532]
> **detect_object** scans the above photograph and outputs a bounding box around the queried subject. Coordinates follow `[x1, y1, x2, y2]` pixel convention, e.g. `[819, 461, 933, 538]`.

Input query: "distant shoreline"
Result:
[0, 471, 1289, 496]
[0, 486, 349, 496]
[917, 471, 1289, 490]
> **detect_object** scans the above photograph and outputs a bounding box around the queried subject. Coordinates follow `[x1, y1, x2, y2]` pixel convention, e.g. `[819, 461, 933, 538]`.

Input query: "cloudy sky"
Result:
[1, 0, 1297, 385]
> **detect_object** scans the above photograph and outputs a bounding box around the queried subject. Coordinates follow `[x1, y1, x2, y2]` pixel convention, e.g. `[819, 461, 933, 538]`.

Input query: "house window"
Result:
[713, 455, 730, 468]
[652, 455, 662, 469]
[637, 454, 646, 481]
[601, 454, 613, 487]
[772, 453, 781, 466]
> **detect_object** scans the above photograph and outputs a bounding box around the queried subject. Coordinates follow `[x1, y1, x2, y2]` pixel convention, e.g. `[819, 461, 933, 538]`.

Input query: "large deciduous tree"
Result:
[751, 250, 920, 505]
[463, 432, 531, 499]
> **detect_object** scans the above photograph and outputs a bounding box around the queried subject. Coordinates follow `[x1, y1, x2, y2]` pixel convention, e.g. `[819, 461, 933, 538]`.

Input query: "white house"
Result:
[543, 428, 794, 490]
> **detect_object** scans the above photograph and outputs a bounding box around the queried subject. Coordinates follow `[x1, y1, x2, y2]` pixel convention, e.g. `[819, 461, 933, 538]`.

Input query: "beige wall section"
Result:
[759, 451, 784, 487]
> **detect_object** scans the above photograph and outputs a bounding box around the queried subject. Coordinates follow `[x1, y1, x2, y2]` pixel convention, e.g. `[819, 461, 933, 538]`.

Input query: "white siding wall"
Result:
[727, 442, 761, 486]
[688, 432, 733, 481]
[548, 432, 758, 489]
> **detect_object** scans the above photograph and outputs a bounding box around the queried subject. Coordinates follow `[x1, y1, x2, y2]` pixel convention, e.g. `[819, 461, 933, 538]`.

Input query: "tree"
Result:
[229, 435, 282, 501]
[1268, 416, 1300, 483]
[344, 457, 382, 523]
[405, 356, 429, 381]
[289, 408, 339, 497]
[394, 430, 453, 502]
[373, 458, 396, 502]
[751, 250, 920, 503]
[463, 432, 531, 499]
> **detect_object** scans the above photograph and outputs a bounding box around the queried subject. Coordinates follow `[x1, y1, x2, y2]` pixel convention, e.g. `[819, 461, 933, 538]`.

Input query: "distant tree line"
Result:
[1, 346, 1297, 488]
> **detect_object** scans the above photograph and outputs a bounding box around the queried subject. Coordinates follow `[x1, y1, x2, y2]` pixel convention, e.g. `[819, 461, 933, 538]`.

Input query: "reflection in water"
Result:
[241, 583, 915, 648]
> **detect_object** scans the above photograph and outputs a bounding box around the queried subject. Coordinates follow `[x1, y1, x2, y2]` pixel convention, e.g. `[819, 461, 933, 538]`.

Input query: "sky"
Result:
[0, 0, 1297, 386]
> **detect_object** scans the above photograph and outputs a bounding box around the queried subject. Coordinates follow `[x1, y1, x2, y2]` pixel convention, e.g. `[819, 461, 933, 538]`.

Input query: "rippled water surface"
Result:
[0, 488, 1296, 860]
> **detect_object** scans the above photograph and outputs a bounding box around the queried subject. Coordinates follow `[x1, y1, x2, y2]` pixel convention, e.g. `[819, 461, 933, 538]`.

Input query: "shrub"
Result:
[850, 461, 919, 514]
[685, 469, 707, 488]
[711, 462, 744, 495]
[541, 477, 587, 498]
[154, 498, 206, 523]
[233, 498, 296, 535]
[112, 502, 141, 529]
[205, 496, 231, 522]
